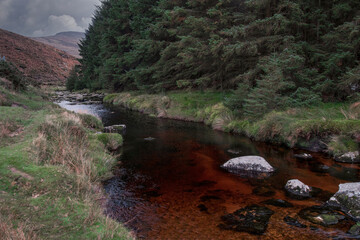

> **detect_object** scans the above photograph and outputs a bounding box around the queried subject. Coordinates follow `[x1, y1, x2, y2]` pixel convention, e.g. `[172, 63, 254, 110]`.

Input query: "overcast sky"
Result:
[0, 0, 101, 37]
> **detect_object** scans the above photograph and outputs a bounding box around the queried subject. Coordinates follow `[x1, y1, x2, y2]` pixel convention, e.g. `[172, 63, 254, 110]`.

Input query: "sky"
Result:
[0, 0, 101, 37]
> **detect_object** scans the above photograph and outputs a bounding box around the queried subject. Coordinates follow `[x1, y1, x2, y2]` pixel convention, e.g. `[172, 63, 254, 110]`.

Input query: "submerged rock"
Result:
[294, 153, 313, 160]
[283, 216, 307, 228]
[285, 179, 312, 199]
[144, 137, 156, 141]
[227, 149, 242, 155]
[219, 205, 274, 235]
[221, 156, 275, 178]
[252, 186, 276, 197]
[335, 151, 360, 163]
[327, 182, 360, 220]
[348, 223, 360, 236]
[298, 205, 346, 226]
[261, 199, 294, 208]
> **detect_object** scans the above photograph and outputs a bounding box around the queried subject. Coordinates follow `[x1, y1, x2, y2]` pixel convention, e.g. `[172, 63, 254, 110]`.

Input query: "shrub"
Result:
[0, 61, 26, 90]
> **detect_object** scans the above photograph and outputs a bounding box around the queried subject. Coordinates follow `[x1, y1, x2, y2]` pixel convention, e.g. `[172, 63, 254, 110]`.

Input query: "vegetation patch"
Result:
[97, 133, 123, 151]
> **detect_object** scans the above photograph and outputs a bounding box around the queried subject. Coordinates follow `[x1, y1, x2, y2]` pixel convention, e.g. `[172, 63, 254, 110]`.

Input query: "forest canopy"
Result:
[73, 0, 360, 116]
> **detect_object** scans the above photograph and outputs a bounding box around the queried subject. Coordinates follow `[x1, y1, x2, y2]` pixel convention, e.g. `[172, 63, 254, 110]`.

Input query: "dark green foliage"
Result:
[0, 61, 26, 90]
[78, 0, 360, 116]
[66, 65, 82, 91]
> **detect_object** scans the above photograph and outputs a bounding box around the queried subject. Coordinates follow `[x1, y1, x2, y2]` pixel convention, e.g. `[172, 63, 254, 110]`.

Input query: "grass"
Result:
[105, 90, 360, 156]
[0, 88, 132, 239]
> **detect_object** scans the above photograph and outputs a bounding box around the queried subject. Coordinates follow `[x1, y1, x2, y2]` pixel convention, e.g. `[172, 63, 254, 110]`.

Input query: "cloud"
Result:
[32, 15, 85, 36]
[0, 0, 101, 36]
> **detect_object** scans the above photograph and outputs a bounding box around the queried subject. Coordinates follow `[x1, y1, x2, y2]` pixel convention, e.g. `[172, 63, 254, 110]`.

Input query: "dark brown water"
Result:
[59, 101, 360, 239]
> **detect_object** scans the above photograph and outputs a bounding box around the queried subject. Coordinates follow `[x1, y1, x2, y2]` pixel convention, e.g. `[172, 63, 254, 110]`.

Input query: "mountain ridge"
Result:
[0, 28, 78, 85]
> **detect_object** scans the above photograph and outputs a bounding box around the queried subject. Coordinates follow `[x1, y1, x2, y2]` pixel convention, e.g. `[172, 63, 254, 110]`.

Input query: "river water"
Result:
[58, 100, 360, 239]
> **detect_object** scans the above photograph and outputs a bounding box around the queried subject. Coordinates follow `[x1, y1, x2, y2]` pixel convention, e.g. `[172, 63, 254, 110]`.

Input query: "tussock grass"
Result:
[32, 111, 114, 192]
[0, 215, 38, 240]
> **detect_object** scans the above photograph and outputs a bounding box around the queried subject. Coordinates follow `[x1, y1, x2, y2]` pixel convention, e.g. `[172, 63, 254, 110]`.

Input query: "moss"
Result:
[97, 133, 123, 151]
[103, 93, 118, 103]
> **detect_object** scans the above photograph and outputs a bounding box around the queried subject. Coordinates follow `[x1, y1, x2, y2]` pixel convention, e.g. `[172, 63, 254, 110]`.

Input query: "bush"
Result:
[0, 61, 26, 90]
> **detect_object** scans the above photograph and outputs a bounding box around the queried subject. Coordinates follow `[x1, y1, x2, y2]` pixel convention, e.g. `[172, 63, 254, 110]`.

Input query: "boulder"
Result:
[335, 151, 360, 163]
[327, 182, 360, 220]
[285, 179, 312, 199]
[348, 223, 360, 236]
[219, 205, 274, 235]
[221, 156, 274, 174]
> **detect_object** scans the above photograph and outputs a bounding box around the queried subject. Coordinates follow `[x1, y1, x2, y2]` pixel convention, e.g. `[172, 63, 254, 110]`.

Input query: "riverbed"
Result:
[58, 99, 360, 239]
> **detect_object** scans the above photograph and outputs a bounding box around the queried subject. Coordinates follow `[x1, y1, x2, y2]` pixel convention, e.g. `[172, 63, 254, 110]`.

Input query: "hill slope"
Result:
[0, 28, 78, 85]
[33, 31, 85, 58]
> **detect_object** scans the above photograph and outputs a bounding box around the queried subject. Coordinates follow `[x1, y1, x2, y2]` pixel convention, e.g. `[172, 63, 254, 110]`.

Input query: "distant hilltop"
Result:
[0, 28, 78, 85]
[32, 31, 85, 58]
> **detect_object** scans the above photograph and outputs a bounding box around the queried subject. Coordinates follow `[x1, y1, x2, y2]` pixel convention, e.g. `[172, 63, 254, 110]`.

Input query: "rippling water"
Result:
[58, 100, 360, 239]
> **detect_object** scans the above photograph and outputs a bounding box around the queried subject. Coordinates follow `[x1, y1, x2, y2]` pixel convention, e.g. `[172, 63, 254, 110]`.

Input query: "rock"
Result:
[219, 205, 274, 235]
[103, 125, 126, 134]
[327, 182, 360, 220]
[298, 205, 346, 226]
[335, 151, 360, 163]
[197, 204, 208, 212]
[348, 223, 360, 236]
[227, 149, 242, 155]
[294, 153, 313, 160]
[144, 137, 156, 141]
[283, 216, 307, 228]
[261, 199, 294, 208]
[252, 186, 276, 197]
[285, 179, 312, 199]
[221, 156, 275, 178]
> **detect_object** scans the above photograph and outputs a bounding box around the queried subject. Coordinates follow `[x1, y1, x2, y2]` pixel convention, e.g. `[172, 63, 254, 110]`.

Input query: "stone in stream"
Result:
[144, 137, 156, 141]
[227, 149, 242, 155]
[298, 205, 346, 226]
[252, 186, 276, 197]
[327, 182, 360, 221]
[284, 179, 312, 199]
[335, 151, 360, 163]
[294, 153, 313, 160]
[103, 124, 126, 134]
[261, 199, 294, 208]
[348, 223, 360, 236]
[219, 205, 274, 235]
[283, 216, 307, 228]
[221, 156, 275, 178]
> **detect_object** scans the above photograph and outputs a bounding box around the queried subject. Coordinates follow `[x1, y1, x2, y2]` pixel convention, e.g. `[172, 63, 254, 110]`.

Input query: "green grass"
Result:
[0, 89, 131, 239]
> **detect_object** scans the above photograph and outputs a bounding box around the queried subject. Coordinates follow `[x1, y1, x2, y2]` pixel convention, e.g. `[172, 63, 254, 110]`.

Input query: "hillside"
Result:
[33, 31, 85, 58]
[0, 28, 78, 85]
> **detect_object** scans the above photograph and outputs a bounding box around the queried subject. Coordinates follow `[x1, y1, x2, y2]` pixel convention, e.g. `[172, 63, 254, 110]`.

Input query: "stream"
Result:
[57, 99, 360, 239]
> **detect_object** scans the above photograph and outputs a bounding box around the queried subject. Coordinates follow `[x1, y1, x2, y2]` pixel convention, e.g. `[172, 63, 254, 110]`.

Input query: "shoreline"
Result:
[104, 91, 360, 162]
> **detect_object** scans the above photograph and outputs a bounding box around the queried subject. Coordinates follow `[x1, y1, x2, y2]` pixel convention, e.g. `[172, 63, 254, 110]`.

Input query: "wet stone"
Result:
[283, 216, 307, 228]
[294, 153, 313, 160]
[219, 205, 274, 235]
[298, 205, 346, 226]
[197, 204, 208, 212]
[227, 149, 242, 155]
[261, 199, 294, 208]
[348, 223, 360, 236]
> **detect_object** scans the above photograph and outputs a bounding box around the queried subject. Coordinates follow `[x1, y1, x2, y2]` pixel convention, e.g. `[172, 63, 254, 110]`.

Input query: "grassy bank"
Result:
[0, 86, 131, 239]
[104, 91, 360, 157]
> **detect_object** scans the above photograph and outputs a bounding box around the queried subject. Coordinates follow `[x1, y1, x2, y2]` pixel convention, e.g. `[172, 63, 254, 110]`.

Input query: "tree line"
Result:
[69, 0, 360, 117]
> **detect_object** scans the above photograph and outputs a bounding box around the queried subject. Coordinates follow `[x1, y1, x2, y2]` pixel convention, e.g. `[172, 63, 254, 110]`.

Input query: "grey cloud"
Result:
[0, 0, 101, 36]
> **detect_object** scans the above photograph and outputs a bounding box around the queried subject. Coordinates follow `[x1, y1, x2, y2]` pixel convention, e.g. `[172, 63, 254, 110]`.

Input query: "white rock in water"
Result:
[336, 151, 360, 163]
[285, 179, 311, 198]
[221, 156, 275, 173]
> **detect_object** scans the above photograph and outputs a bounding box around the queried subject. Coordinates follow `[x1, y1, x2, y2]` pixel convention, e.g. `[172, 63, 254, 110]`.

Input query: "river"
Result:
[58, 100, 360, 239]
